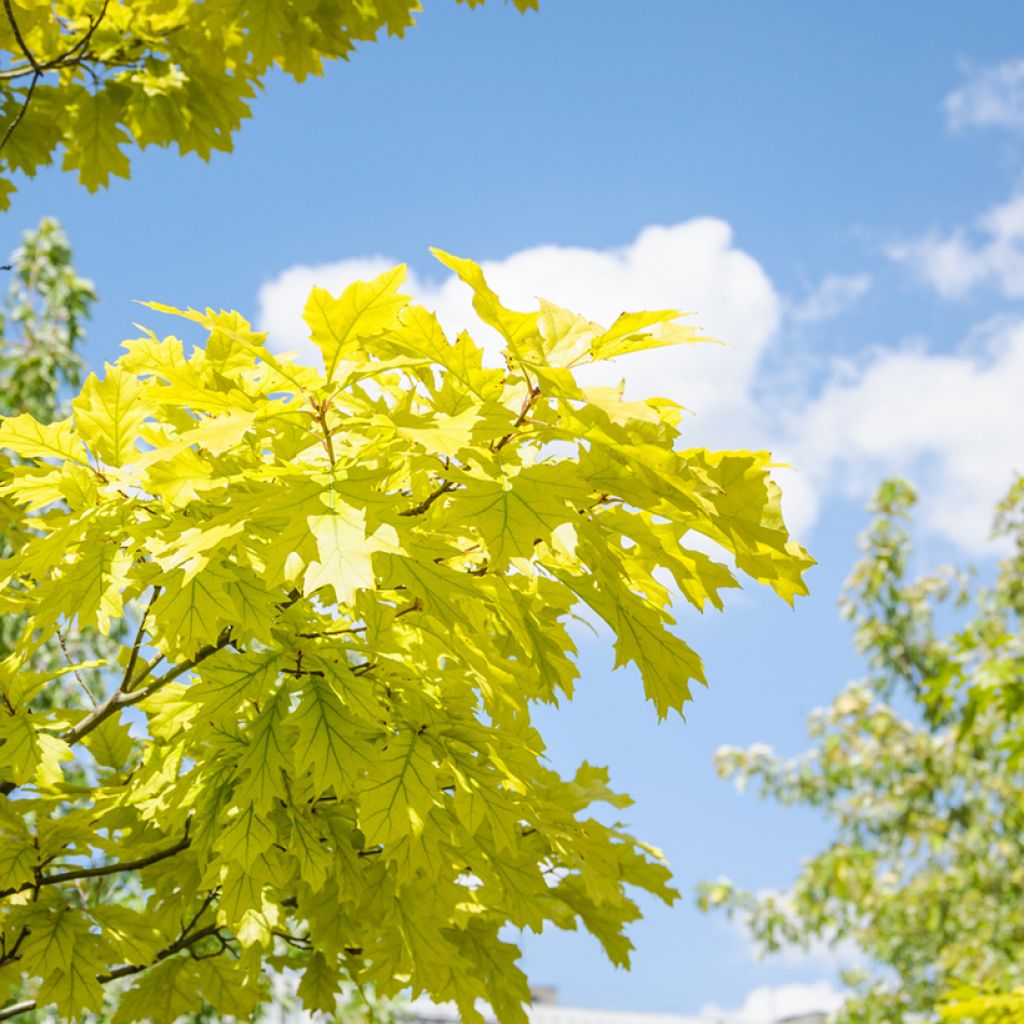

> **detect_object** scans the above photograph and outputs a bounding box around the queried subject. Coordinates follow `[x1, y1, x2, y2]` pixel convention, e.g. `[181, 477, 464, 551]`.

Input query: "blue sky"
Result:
[6, 2, 1024, 1018]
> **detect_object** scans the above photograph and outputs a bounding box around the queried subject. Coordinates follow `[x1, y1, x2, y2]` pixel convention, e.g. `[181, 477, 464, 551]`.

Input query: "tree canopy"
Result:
[0, 0, 536, 208]
[699, 479, 1024, 1023]
[0, 255, 812, 1021]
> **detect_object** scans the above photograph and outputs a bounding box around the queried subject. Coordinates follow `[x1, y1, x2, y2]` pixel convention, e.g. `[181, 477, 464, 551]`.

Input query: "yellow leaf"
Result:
[72, 363, 151, 466]
[303, 265, 409, 382]
[62, 88, 131, 191]
[358, 731, 437, 847]
[304, 504, 396, 606]
[0, 412, 86, 464]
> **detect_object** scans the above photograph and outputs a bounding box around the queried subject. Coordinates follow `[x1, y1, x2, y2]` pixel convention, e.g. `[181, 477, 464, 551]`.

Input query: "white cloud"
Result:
[789, 274, 871, 324]
[887, 191, 1024, 299]
[699, 981, 844, 1024]
[257, 222, 1023, 554]
[258, 220, 779, 449]
[784, 316, 1024, 551]
[945, 57, 1024, 134]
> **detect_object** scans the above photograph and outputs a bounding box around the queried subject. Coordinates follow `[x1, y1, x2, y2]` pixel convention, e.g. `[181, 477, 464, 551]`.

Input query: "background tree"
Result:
[0, 257, 812, 1021]
[698, 478, 1024, 1023]
[0, 0, 535, 208]
[0, 216, 121, 689]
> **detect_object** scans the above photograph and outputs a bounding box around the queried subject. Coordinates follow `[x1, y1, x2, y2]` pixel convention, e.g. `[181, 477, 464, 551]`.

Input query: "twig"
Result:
[310, 395, 336, 467]
[63, 628, 232, 746]
[398, 479, 457, 517]
[56, 628, 97, 708]
[0, 922, 223, 1020]
[122, 586, 160, 694]
[49, 0, 109, 65]
[2, 0, 40, 71]
[0, 70, 39, 156]
[494, 377, 541, 451]
[0, 833, 191, 900]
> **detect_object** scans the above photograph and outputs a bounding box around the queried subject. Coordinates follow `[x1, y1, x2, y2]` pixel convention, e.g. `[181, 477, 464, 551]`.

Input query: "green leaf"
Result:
[303, 266, 409, 381]
[358, 731, 438, 847]
[62, 89, 132, 191]
[297, 951, 339, 1013]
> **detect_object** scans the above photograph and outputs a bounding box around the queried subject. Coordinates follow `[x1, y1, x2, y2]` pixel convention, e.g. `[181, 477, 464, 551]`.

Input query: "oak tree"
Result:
[0, 255, 811, 1020]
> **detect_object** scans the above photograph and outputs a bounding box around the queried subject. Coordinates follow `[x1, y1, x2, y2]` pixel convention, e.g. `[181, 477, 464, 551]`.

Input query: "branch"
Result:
[48, 0, 109, 66]
[310, 395, 336, 467]
[0, 70, 39, 156]
[398, 479, 457, 517]
[63, 628, 232, 746]
[2, 0, 40, 71]
[494, 379, 541, 451]
[0, 832, 191, 900]
[122, 586, 161, 694]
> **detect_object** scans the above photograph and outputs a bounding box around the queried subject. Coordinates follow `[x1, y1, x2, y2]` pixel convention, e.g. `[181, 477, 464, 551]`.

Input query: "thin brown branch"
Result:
[0, 922, 223, 1020]
[0, 70, 39, 156]
[310, 395, 336, 467]
[2, 0, 39, 70]
[63, 628, 232, 746]
[0, 833, 191, 900]
[399, 479, 457, 517]
[297, 597, 423, 639]
[56, 628, 98, 708]
[49, 0, 109, 65]
[494, 379, 541, 451]
[180, 887, 219, 939]
[122, 586, 160, 694]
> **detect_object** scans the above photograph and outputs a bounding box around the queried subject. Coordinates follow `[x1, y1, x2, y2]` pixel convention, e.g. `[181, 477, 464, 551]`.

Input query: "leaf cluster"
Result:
[0, 0, 536, 208]
[0, 256, 810, 1021]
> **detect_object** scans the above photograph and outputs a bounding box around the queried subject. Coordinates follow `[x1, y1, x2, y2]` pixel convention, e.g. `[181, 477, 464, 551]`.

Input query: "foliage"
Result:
[0, 254, 811, 1021]
[0, 216, 92, 421]
[698, 479, 1024, 1023]
[0, 216, 118, 686]
[0, 0, 536, 208]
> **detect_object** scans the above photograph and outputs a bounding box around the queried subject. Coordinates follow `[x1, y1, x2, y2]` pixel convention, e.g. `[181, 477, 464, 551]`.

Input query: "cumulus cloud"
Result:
[257, 221, 780, 449]
[945, 57, 1024, 134]
[699, 981, 844, 1024]
[257, 222, 1023, 553]
[887, 191, 1024, 299]
[788, 274, 872, 325]
[784, 315, 1024, 550]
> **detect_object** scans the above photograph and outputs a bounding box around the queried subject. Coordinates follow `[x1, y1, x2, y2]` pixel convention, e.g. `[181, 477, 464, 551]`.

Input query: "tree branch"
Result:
[63, 627, 232, 746]
[0, 70, 39, 156]
[48, 0, 109, 66]
[0, 832, 191, 900]
[122, 585, 160, 694]
[494, 378, 541, 451]
[2, 0, 40, 71]
[398, 479, 457, 517]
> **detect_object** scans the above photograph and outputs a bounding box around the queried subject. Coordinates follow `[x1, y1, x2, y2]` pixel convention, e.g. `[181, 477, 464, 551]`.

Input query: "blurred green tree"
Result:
[699, 478, 1024, 1023]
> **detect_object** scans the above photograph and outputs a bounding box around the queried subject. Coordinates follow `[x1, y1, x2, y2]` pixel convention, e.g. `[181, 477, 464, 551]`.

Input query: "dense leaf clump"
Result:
[0, 254, 810, 1020]
[0, 0, 536, 206]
